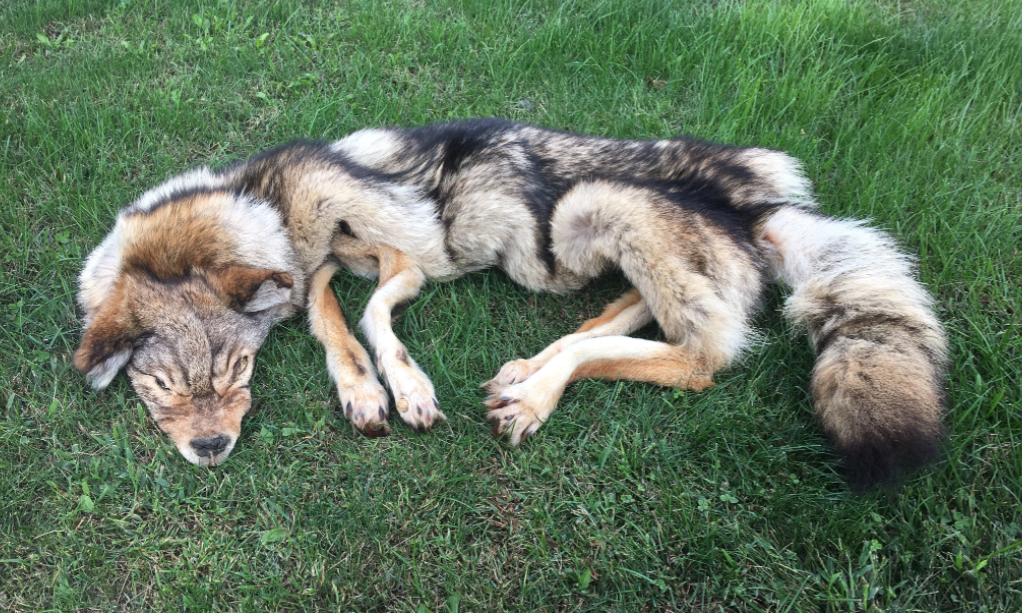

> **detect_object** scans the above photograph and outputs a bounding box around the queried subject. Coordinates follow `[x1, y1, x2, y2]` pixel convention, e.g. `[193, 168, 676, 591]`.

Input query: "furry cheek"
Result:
[218, 387, 253, 434]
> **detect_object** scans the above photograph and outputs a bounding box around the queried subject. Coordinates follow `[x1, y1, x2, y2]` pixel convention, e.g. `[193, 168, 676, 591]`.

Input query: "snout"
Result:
[180, 433, 236, 467]
[136, 386, 251, 467]
[190, 435, 230, 457]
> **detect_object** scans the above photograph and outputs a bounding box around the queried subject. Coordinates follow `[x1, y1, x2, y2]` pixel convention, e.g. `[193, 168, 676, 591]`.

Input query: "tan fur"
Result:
[375, 244, 417, 287]
[550, 181, 761, 368]
[306, 262, 390, 437]
[486, 289, 653, 389]
[574, 289, 642, 333]
[813, 334, 944, 443]
[569, 353, 715, 390]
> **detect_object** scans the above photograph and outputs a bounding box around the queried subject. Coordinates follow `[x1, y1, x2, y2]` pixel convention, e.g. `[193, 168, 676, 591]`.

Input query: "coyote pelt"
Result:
[75, 119, 947, 488]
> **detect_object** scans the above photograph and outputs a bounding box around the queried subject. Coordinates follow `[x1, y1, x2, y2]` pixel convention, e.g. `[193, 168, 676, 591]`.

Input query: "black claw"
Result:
[345, 401, 353, 416]
[432, 397, 439, 410]
[509, 377, 516, 384]
[417, 406, 422, 416]
[378, 406, 386, 421]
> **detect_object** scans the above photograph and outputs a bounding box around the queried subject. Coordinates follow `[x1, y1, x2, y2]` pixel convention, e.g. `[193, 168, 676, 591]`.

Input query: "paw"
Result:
[482, 359, 538, 394]
[483, 384, 546, 446]
[380, 354, 446, 433]
[340, 380, 391, 438]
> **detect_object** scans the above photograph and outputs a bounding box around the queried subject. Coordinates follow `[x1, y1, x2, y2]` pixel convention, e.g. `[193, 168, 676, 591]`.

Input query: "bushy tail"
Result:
[761, 206, 948, 489]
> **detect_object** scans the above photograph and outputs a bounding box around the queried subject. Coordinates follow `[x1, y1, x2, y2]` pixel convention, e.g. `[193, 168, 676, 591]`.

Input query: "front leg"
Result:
[359, 246, 447, 433]
[307, 261, 391, 436]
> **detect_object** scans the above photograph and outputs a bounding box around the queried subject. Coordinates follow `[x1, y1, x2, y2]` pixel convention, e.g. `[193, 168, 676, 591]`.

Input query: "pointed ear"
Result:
[74, 287, 139, 389]
[213, 267, 294, 313]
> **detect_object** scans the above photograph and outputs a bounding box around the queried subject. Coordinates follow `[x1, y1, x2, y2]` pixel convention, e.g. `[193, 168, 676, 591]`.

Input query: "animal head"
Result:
[75, 267, 293, 465]
[75, 188, 298, 466]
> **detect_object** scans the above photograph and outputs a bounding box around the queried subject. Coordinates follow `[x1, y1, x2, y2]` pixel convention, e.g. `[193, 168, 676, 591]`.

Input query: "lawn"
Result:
[1, 0, 1020, 610]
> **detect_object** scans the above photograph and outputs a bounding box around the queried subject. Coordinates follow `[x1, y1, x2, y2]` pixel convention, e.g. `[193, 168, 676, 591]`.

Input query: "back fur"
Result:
[761, 207, 948, 488]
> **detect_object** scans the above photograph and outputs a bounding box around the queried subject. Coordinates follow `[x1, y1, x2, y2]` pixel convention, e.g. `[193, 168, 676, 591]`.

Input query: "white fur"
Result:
[86, 348, 132, 389]
[491, 297, 653, 387]
[128, 167, 223, 213]
[488, 337, 685, 445]
[360, 265, 446, 429]
[331, 129, 403, 167]
[743, 148, 816, 205]
[243, 279, 293, 313]
[762, 207, 939, 330]
[77, 228, 124, 321]
[217, 195, 302, 303]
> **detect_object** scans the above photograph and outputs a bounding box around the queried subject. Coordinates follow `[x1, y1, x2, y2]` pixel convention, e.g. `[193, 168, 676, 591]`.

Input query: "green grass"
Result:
[1, 0, 1020, 610]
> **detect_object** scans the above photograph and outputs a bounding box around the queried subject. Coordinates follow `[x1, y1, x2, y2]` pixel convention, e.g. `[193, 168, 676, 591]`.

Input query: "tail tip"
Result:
[832, 423, 946, 492]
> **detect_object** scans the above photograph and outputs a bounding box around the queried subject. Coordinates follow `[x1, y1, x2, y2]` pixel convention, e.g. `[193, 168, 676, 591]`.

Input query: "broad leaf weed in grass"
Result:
[1, 0, 1020, 610]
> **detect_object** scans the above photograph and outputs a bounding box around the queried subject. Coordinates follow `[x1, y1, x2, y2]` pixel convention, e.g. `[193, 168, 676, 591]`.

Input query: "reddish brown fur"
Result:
[208, 267, 294, 309]
[153, 386, 252, 467]
[120, 195, 239, 278]
[375, 245, 415, 287]
[574, 289, 643, 333]
[570, 350, 716, 391]
[306, 262, 390, 436]
[308, 267, 366, 367]
[73, 280, 136, 373]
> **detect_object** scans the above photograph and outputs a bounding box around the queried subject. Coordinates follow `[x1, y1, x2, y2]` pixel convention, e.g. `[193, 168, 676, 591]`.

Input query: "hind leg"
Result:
[486, 289, 651, 389]
[485, 336, 716, 445]
[486, 180, 766, 445]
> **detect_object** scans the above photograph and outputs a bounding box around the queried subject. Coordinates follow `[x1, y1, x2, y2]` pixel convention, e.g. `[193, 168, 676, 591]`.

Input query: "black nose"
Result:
[190, 435, 229, 457]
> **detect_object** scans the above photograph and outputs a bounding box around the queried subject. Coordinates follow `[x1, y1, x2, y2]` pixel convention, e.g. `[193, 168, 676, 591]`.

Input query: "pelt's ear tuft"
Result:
[214, 267, 294, 312]
[74, 289, 139, 389]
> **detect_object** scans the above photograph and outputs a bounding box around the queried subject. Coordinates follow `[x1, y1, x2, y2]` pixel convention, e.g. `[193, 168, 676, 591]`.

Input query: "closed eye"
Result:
[231, 355, 250, 383]
[129, 367, 174, 393]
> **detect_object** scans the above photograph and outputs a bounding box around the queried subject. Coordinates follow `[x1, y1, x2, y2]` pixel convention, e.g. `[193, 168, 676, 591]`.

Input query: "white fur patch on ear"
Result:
[86, 348, 133, 389]
[243, 280, 293, 313]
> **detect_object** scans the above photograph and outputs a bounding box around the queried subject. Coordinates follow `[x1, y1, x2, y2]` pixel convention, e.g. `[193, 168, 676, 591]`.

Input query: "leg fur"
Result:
[306, 262, 390, 436]
[485, 336, 716, 445]
[485, 289, 651, 390]
[550, 181, 764, 367]
[575, 288, 644, 333]
[486, 181, 761, 446]
[356, 245, 447, 432]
